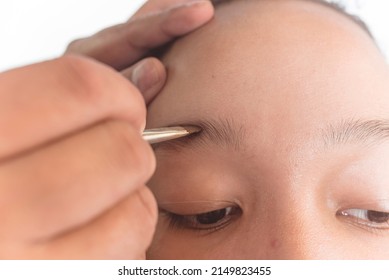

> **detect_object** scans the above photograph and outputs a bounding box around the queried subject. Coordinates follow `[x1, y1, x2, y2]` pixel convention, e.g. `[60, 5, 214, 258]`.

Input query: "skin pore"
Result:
[145, 0, 389, 259]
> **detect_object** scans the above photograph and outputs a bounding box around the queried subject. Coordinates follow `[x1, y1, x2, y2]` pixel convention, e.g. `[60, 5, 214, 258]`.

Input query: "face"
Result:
[145, 0, 389, 259]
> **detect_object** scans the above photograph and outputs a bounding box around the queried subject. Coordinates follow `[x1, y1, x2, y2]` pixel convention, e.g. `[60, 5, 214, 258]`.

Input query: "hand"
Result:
[66, 0, 214, 103]
[0, 55, 156, 259]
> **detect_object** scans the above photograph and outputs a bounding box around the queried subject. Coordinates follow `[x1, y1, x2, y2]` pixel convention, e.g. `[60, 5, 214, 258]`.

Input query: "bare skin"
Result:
[146, 0, 389, 259]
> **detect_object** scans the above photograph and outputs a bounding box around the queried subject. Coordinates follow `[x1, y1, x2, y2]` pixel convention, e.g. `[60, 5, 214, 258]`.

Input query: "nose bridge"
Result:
[243, 137, 344, 259]
[256, 190, 342, 260]
[247, 174, 333, 259]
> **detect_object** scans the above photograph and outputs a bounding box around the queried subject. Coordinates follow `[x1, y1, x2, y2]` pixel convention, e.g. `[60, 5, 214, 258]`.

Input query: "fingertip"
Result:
[188, 0, 215, 25]
[122, 58, 167, 105]
[163, 0, 215, 36]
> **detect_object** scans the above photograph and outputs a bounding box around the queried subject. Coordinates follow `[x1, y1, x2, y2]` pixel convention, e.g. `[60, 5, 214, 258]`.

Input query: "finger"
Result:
[132, 0, 203, 17]
[33, 187, 158, 260]
[122, 57, 167, 105]
[66, 0, 214, 70]
[0, 121, 155, 241]
[0, 55, 146, 159]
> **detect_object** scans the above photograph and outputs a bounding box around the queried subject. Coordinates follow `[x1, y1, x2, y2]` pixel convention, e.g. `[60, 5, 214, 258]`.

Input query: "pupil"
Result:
[196, 209, 227, 225]
[367, 210, 389, 223]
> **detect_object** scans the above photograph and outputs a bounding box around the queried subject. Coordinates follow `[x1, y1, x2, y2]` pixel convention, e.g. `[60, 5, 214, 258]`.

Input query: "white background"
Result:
[0, 0, 389, 72]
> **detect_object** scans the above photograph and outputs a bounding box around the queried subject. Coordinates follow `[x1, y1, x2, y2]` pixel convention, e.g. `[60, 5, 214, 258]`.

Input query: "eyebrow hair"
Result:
[323, 118, 389, 147]
[153, 118, 389, 154]
[152, 118, 246, 153]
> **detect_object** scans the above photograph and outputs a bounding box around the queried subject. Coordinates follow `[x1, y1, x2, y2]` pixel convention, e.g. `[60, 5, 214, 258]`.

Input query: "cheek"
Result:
[148, 217, 389, 260]
[147, 220, 262, 259]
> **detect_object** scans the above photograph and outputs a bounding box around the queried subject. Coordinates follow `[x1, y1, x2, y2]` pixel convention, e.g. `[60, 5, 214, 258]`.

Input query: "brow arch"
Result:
[322, 118, 389, 147]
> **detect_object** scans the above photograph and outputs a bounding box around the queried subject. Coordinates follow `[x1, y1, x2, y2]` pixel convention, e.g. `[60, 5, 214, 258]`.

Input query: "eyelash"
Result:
[161, 206, 389, 235]
[161, 206, 242, 233]
[337, 209, 389, 233]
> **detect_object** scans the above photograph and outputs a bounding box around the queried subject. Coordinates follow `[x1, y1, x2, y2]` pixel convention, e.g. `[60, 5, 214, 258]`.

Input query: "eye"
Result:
[163, 206, 242, 232]
[337, 209, 389, 230]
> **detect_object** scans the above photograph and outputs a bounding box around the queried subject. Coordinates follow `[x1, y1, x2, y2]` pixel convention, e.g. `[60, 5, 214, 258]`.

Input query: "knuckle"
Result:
[65, 38, 84, 53]
[56, 55, 104, 102]
[58, 55, 147, 131]
[105, 188, 157, 258]
[105, 121, 156, 183]
[118, 188, 157, 253]
[58, 54, 93, 69]
[135, 187, 158, 230]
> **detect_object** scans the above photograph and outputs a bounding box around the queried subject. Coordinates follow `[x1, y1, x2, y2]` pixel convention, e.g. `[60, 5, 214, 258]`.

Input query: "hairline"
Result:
[210, 0, 374, 39]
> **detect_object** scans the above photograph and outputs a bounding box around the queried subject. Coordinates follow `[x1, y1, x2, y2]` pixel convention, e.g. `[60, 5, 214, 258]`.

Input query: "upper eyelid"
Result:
[338, 198, 389, 212]
[158, 199, 236, 206]
[158, 200, 242, 216]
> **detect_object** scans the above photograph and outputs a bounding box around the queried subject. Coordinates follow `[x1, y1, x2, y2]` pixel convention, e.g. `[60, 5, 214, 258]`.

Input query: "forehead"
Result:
[147, 0, 389, 150]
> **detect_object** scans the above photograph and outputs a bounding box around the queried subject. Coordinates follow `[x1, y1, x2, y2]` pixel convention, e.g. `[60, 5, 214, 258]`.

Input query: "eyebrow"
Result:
[152, 118, 246, 152]
[323, 118, 389, 147]
[153, 118, 389, 154]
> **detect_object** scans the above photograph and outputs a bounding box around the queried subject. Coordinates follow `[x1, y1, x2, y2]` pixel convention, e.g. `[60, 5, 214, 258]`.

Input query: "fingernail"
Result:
[131, 61, 160, 98]
[170, 0, 211, 10]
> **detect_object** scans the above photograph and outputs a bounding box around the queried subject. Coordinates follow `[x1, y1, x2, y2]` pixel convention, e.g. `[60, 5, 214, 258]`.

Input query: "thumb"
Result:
[122, 58, 167, 105]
